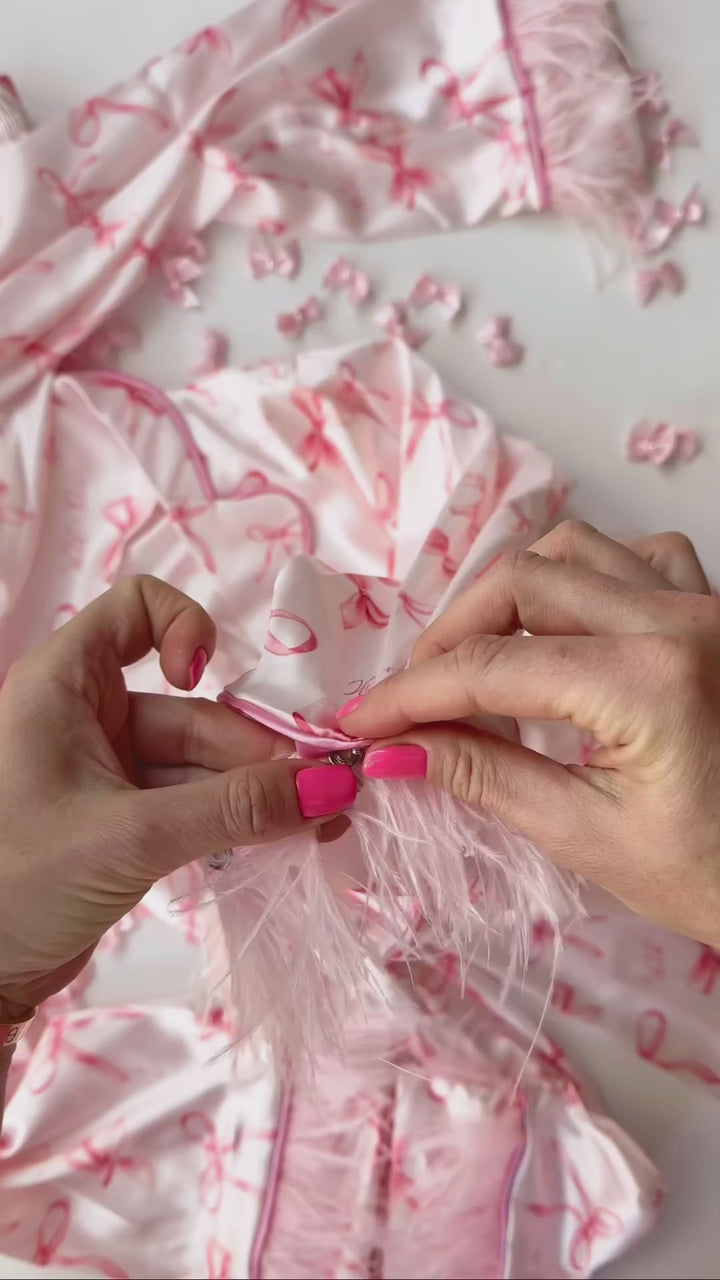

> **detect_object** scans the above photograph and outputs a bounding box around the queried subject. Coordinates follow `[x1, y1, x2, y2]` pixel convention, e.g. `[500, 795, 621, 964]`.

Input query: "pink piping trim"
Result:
[249, 1086, 293, 1280]
[218, 690, 372, 755]
[497, 1092, 529, 1278]
[84, 370, 217, 501]
[497, 0, 551, 211]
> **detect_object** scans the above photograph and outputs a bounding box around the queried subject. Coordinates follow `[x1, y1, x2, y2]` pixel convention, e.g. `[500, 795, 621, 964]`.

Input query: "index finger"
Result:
[30, 576, 215, 694]
[341, 632, 646, 742]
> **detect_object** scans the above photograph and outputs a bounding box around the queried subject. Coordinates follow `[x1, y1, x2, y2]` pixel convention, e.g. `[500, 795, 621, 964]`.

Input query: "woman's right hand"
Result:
[341, 523, 720, 947]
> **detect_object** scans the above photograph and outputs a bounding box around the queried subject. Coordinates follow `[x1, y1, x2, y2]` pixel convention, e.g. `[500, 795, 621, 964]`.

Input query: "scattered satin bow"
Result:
[192, 329, 229, 377]
[372, 300, 427, 349]
[649, 117, 698, 171]
[628, 184, 705, 255]
[248, 234, 301, 280]
[161, 235, 206, 309]
[276, 296, 324, 339]
[634, 260, 684, 306]
[476, 314, 524, 367]
[408, 272, 463, 322]
[322, 256, 371, 305]
[626, 419, 700, 467]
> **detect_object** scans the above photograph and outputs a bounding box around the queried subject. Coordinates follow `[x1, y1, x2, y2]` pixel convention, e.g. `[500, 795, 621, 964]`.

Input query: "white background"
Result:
[3, 2, 720, 1276]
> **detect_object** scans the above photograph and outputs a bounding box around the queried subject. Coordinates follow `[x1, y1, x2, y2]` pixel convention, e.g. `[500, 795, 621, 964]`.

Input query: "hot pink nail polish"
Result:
[336, 694, 366, 720]
[188, 646, 208, 690]
[296, 765, 357, 818]
[363, 745, 427, 780]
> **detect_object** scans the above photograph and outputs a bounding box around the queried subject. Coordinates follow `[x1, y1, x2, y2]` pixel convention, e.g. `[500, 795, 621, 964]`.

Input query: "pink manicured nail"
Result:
[336, 694, 366, 720]
[363, 745, 427, 780]
[188, 646, 208, 690]
[296, 765, 357, 818]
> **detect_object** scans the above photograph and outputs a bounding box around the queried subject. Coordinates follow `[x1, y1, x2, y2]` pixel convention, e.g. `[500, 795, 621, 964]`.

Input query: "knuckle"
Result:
[182, 697, 215, 764]
[223, 769, 281, 842]
[451, 633, 507, 684]
[645, 633, 709, 701]
[655, 530, 696, 559]
[439, 738, 507, 813]
[547, 519, 596, 557]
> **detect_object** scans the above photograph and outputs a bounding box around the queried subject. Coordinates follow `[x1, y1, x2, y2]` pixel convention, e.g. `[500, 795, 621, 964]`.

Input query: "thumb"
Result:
[124, 759, 357, 879]
[361, 727, 616, 877]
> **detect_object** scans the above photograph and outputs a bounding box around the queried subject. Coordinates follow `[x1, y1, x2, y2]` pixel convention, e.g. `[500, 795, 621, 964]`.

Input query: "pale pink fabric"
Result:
[0, 3, 698, 1278]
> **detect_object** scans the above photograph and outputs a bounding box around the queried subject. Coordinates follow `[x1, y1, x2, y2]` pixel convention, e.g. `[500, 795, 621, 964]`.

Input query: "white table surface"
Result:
[3, 3, 720, 1277]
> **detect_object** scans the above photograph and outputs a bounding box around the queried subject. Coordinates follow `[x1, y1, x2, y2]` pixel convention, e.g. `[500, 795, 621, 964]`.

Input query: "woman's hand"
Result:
[341, 523, 720, 947]
[0, 576, 356, 1019]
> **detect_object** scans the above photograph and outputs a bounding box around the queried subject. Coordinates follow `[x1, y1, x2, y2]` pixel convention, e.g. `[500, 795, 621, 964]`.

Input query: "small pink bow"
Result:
[409, 273, 463, 321]
[102, 497, 141, 582]
[277, 295, 323, 339]
[373, 300, 427, 349]
[192, 328, 228, 377]
[248, 234, 300, 280]
[168, 502, 217, 572]
[34, 1201, 128, 1278]
[340, 574, 390, 631]
[323, 256, 371, 305]
[626, 419, 699, 467]
[161, 234, 206, 309]
[634, 259, 684, 305]
[476, 315, 524, 367]
[247, 518, 303, 581]
[423, 527, 457, 578]
[291, 387, 340, 470]
[629, 184, 705, 254]
[649, 116, 698, 171]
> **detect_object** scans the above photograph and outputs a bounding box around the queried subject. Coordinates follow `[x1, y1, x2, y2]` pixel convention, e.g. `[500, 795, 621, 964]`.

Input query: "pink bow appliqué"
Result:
[634, 260, 684, 305]
[248, 234, 300, 280]
[373, 300, 427, 349]
[340, 574, 390, 631]
[476, 315, 524, 367]
[277, 296, 324, 339]
[409, 272, 463, 321]
[160, 234, 206, 309]
[626, 420, 699, 467]
[628, 183, 705, 254]
[649, 116, 698, 171]
[323, 256, 371, 305]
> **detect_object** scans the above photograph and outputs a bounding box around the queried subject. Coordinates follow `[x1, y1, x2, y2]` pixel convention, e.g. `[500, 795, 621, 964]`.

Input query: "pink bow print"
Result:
[34, 1201, 128, 1278]
[423, 527, 457, 578]
[308, 50, 382, 131]
[68, 1121, 154, 1188]
[248, 518, 304, 582]
[69, 96, 170, 148]
[362, 138, 439, 210]
[265, 609, 318, 656]
[476, 315, 524, 367]
[277, 296, 324, 339]
[0, 480, 32, 526]
[248, 234, 300, 280]
[626, 420, 699, 467]
[398, 590, 434, 626]
[29, 1014, 130, 1095]
[291, 387, 340, 470]
[160, 234, 206, 309]
[168, 503, 217, 573]
[527, 1141, 623, 1273]
[373, 300, 427, 349]
[181, 1110, 258, 1214]
[634, 260, 684, 305]
[509, 499, 533, 534]
[636, 1008, 720, 1084]
[420, 55, 511, 126]
[551, 981, 602, 1021]
[281, 0, 338, 42]
[207, 1240, 234, 1280]
[688, 943, 720, 996]
[102, 497, 141, 582]
[335, 359, 391, 421]
[37, 164, 124, 249]
[407, 391, 476, 462]
[409, 272, 463, 321]
[340, 574, 390, 631]
[323, 256, 371, 305]
[183, 27, 234, 59]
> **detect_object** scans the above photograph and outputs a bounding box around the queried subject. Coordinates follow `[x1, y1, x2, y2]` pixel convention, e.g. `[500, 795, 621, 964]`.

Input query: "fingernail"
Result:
[296, 765, 357, 818]
[188, 646, 208, 690]
[363, 745, 427, 780]
[336, 694, 366, 720]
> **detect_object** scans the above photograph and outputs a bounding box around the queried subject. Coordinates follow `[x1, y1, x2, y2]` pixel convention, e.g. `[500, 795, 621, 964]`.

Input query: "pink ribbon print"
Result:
[281, 0, 338, 42]
[527, 1141, 623, 1274]
[28, 1013, 135, 1095]
[33, 1201, 128, 1279]
[37, 161, 124, 249]
[688, 944, 720, 996]
[340, 574, 390, 631]
[183, 26, 234, 61]
[180, 1111, 261, 1213]
[423, 527, 458, 579]
[308, 50, 386, 132]
[291, 387, 341, 471]
[168, 503, 217, 573]
[265, 610, 318, 656]
[69, 95, 170, 148]
[636, 1009, 720, 1084]
[361, 138, 441, 211]
[407, 392, 476, 463]
[102, 497, 142, 583]
[0, 480, 33, 526]
[68, 1121, 154, 1189]
[420, 51, 511, 126]
[247, 517, 305, 582]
